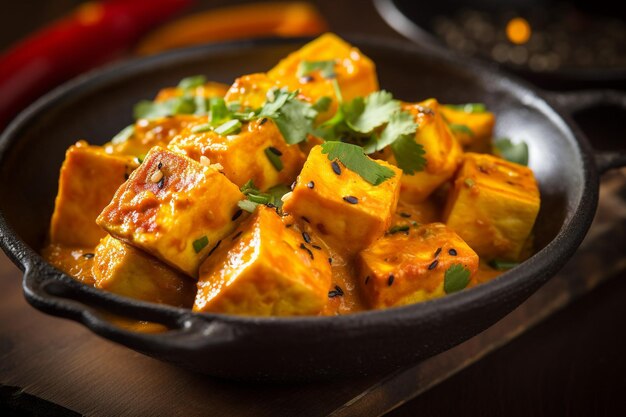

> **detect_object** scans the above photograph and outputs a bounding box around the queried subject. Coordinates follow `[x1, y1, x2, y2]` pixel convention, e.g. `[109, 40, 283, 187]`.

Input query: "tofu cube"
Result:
[168, 118, 305, 190]
[282, 145, 402, 253]
[154, 81, 229, 103]
[194, 206, 332, 316]
[358, 223, 479, 309]
[97, 146, 243, 277]
[389, 99, 463, 203]
[267, 33, 379, 120]
[49, 142, 137, 247]
[443, 153, 540, 261]
[440, 105, 495, 152]
[224, 73, 278, 110]
[93, 235, 196, 307]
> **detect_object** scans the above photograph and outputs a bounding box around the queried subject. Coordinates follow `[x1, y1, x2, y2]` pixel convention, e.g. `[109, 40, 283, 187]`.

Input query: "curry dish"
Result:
[42, 34, 540, 316]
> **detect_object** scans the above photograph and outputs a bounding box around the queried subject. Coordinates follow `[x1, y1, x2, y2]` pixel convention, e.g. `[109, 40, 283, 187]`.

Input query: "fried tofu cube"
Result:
[104, 115, 205, 158]
[49, 142, 137, 247]
[93, 235, 196, 307]
[97, 147, 243, 277]
[224, 73, 278, 110]
[443, 153, 540, 261]
[358, 223, 479, 309]
[154, 81, 229, 103]
[267, 33, 379, 120]
[168, 118, 305, 190]
[440, 105, 495, 152]
[282, 145, 402, 253]
[194, 206, 332, 316]
[388, 99, 464, 203]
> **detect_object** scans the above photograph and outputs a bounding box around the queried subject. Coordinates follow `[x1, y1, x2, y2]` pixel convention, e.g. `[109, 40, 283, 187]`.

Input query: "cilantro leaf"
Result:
[493, 138, 529, 166]
[259, 88, 317, 144]
[312, 96, 332, 112]
[443, 264, 471, 294]
[320, 142, 396, 185]
[364, 110, 418, 153]
[178, 75, 207, 90]
[390, 135, 426, 175]
[346, 90, 400, 133]
[264, 147, 283, 171]
[449, 123, 474, 136]
[445, 103, 487, 113]
[297, 60, 337, 79]
[133, 97, 196, 120]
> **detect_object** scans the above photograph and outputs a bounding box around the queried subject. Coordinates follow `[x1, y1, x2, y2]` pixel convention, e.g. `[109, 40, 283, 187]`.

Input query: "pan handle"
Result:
[21, 262, 228, 353]
[546, 89, 626, 174]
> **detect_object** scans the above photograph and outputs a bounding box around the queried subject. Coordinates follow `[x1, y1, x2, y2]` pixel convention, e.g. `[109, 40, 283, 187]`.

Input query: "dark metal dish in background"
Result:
[375, 0, 626, 90]
[0, 36, 625, 382]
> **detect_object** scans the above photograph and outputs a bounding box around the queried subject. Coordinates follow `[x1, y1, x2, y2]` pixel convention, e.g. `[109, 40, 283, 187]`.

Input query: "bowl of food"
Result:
[0, 34, 624, 381]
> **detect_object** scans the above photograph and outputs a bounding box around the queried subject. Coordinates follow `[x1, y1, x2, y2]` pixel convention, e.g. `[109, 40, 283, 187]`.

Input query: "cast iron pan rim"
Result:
[0, 35, 599, 329]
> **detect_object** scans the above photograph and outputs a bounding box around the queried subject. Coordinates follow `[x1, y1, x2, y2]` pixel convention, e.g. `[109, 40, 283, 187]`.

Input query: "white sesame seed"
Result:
[281, 192, 293, 203]
[150, 169, 163, 183]
[200, 155, 211, 167]
[211, 163, 224, 171]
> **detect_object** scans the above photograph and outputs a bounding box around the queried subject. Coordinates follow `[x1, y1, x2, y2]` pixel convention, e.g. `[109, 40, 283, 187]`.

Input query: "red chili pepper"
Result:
[0, 0, 193, 129]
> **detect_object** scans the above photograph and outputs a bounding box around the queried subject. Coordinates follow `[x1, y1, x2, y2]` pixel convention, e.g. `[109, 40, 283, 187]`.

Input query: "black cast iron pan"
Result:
[1, 36, 625, 382]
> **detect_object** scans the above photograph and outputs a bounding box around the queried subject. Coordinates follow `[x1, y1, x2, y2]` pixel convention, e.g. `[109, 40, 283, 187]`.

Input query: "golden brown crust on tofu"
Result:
[96, 146, 243, 278]
[358, 223, 479, 308]
[93, 235, 196, 307]
[194, 206, 331, 316]
[168, 118, 305, 190]
[267, 33, 378, 121]
[49, 142, 138, 247]
[443, 153, 540, 261]
[283, 145, 402, 254]
[387, 99, 463, 203]
[440, 105, 495, 153]
[224, 73, 278, 110]
[41, 243, 96, 285]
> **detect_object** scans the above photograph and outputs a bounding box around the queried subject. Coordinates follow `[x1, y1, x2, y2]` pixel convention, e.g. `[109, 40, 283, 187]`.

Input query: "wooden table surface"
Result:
[2, 1, 626, 416]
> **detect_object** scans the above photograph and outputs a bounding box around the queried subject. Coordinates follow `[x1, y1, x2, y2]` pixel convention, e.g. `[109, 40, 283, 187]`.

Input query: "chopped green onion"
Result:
[192, 236, 209, 253]
[215, 119, 242, 135]
[264, 147, 283, 171]
[111, 125, 134, 144]
[449, 123, 474, 136]
[443, 264, 471, 294]
[488, 260, 520, 270]
[445, 103, 487, 113]
[493, 138, 529, 166]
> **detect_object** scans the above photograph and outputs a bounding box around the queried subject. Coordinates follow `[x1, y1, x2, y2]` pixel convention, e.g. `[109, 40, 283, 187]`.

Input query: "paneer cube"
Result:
[154, 81, 229, 103]
[443, 153, 540, 261]
[224, 73, 278, 110]
[388, 99, 463, 203]
[358, 223, 479, 309]
[194, 206, 332, 316]
[168, 118, 305, 190]
[97, 147, 243, 277]
[282, 145, 402, 253]
[440, 104, 495, 152]
[49, 142, 137, 247]
[104, 115, 204, 158]
[92, 235, 196, 307]
[267, 33, 379, 120]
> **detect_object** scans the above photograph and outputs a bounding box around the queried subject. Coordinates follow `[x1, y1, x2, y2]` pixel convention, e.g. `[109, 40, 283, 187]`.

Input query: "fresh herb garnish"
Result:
[388, 225, 410, 234]
[445, 103, 487, 113]
[464, 178, 475, 187]
[237, 180, 291, 212]
[493, 138, 529, 166]
[192, 236, 209, 253]
[134, 96, 197, 120]
[178, 75, 206, 90]
[111, 125, 135, 144]
[443, 264, 471, 294]
[488, 259, 520, 270]
[389, 135, 427, 175]
[214, 119, 242, 135]
[297, 60, 337, 79]
[264, 147, 283, 171]
[258, 88, 318, 144]
[346, 91, 400, 133]
[449, 123, 474, 136]
[312, 96, 332, 112]
[320, 142, 396, 185]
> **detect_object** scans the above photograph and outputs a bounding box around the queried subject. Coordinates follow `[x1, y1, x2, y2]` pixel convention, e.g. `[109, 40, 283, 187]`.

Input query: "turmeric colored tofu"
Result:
[168, 118, 305, 190]
[154, 81, 229, 103]
[104, 115, 204, 158]
[267, 33, 379, 120]
[49, 142, 137, 247]
[282, 145, 402, 253]
[97, 146, 243, 277]
[443, 153, 540, 261]
[358, 223, 479, 309]
[440, 105, 495, 152]
[92, 235, 196, 307]
[41, 244, 96, 285]
[224, 73, 278, 110]
[388, 99, 463, 203]
[194, 206, 332, 316]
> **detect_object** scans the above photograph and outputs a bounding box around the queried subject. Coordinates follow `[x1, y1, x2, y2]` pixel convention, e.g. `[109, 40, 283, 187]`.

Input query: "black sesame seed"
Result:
[208, 240, 222, 256]
[428, 260, 439, 270]
[301, 216, 310, 223]
[231, 209, 243, 221]
[267, 146, 282, 156]
[83, 253, 94, 259]
[157, 177, 165, 189]
[328, 257, 333, 264]
[307, 181, 315, 189]
[434, 247, 442, 258]
[302, 231, 311, 243]
[365, 276, 370, 285]
[343, 196, 358, 204]
[300, 75, 314, 83]
[400, 212, 412, 218]
[124, 173, 129, 180]
[259, 117, 268, 126]
[331, 161, 341, 175]
[328, 285, 344, 298]
[312, 244, 322, 250]
[231, 231, 243, 241]
[388, 274, 395, 286]
[300, 243, 314, 259]
[286, 223, 293, 228]
[449, 248, 458, 256]
[157, 162, 163, 169]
